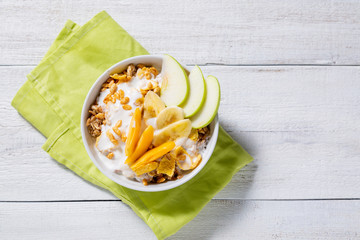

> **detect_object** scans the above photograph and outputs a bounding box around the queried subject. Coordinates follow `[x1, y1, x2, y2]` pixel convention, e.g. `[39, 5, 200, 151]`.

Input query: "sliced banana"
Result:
[152, 119, 192, 146]
[176, 155, 192, 170]
[143, 91, 166, 119]
[156, 106, 184, 129]
[177, 154, 202, 171]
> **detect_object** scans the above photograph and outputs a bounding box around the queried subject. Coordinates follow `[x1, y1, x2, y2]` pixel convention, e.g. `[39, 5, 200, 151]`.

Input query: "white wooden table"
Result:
[1, 1, 360, 239]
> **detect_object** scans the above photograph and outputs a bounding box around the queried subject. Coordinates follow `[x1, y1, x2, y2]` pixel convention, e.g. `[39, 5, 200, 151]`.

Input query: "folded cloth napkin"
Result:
[12, 11, 253, 239]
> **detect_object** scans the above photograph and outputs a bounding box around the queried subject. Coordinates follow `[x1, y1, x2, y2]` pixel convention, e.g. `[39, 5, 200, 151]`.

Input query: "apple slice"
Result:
[160, 54, 189, 106]
[180, 65, 206, 117]
[190, 75, 220, 129]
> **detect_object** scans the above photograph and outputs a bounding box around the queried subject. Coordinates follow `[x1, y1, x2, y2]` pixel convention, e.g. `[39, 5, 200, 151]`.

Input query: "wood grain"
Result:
[2, 1, 360, 238]
[2, 65, 359, 200]
[1, 200, 359, 239]
[1, 0, 360, 65]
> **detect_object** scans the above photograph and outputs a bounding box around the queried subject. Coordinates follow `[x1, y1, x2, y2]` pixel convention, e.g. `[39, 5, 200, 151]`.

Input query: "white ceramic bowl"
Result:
[81, 55, 219, 192]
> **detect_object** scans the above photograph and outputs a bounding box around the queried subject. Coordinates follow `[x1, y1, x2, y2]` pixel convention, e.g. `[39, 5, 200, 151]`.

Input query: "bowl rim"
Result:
[81, 55, 219, 192]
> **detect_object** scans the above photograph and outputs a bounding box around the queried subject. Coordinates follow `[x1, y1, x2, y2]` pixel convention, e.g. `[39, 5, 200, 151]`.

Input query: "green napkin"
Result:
[11, 11, 253, 239]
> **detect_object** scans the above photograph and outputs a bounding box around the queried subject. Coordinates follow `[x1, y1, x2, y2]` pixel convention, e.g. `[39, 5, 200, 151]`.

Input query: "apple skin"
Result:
[181, 65, 206, 118]
[190, 75, 220, 129]
[161, 54, 189, 106]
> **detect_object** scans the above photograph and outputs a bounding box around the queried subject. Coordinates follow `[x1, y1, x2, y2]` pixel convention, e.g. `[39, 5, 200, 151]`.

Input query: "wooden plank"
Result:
[1, 0, 360, 65]
[2, 65, 360, 200]
[1, 200, 359, 239]
[4, 66, 360, 132]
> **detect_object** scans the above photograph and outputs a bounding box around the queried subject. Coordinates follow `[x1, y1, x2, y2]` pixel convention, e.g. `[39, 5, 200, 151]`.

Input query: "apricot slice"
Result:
[125, 125, 154, 165]
[131, 141, 175, 171]
[125, 108, 141, 156]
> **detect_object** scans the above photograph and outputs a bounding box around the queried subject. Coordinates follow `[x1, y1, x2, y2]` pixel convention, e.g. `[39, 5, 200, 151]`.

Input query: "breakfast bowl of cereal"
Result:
[81, 55, 220, 192]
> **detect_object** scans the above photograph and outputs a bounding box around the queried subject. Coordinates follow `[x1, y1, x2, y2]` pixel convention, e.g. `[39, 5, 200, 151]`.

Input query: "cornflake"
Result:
[157, 155, 175, 177]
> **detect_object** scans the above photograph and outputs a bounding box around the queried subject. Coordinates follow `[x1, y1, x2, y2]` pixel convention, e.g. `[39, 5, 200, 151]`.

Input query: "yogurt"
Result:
[93, 67, 204, 182]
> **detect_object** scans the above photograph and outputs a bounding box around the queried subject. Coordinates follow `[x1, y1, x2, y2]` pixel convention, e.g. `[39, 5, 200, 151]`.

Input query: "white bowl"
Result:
[81, 55, 219, 192]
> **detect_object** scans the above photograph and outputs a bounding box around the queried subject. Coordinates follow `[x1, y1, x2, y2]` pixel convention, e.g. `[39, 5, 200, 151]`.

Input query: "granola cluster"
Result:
[102, 64, 136, 92]
[136, 65, 161, 96]
[86, 105, 105, 138]
[142, 167, 185, 186]
[102, 65, 135, 108]
[197, 126, 210, 147]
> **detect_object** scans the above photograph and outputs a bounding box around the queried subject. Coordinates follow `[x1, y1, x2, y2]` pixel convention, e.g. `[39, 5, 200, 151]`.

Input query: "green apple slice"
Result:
[180, 65, 206, 117]
[160, 54, 189, 106]
[190, 75, 220, 129]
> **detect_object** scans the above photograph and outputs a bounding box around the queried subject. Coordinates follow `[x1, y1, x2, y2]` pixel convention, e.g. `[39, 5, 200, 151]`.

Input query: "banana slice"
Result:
[152, 119, 192, 146]
[144, 91, 166, 119]
[156, 106, 184, 129]
[177, 154, 202, 171]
